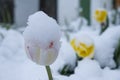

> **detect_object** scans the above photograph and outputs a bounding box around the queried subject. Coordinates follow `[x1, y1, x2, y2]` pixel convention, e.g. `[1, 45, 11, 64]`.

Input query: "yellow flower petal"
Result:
[70, 38, 95, 58]
[94, 9, 107, 23]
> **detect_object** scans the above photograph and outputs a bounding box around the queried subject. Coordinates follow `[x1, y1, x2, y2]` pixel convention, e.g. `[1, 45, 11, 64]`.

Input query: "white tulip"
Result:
[23, 11, 61, 66]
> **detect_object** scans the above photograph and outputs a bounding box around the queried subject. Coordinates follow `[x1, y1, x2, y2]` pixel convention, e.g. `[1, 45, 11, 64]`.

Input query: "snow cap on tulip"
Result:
[23, 11, 61, 66]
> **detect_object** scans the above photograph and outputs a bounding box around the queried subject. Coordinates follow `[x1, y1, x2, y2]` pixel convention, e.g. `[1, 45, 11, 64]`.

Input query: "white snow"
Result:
[53, 59, 120, 80]
[72, 33, 94, 47]
[95, 26, 120, 68]
[0, 30, 25, 62]
[69, 17, 88, 32]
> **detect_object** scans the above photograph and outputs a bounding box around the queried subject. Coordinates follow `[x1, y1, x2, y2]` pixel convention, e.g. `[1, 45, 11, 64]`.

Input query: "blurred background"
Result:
[0, 0, 120, 28]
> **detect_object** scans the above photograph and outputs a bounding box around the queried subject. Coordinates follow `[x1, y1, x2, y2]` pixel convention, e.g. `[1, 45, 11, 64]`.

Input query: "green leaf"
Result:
[114, 39, 120, 69]
[100, 16, 109, 35]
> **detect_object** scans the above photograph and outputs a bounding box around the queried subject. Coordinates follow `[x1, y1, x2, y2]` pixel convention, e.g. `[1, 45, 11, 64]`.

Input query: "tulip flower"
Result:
[70, 34, 95, 58]
[94, 9, 107, 23]
[23, 11, 61, 80]
[94, 9, 109, 34]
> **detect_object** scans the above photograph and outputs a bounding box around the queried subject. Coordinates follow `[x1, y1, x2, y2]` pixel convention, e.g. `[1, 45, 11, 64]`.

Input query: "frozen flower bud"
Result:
[70, 34, 95, 58]
[23, 11, 61, 66]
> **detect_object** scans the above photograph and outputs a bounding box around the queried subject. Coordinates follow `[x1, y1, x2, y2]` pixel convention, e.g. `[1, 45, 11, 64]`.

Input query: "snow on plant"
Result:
[23, 11, 61, 80]
[53, 39, 77, 76]
[95, 26, 120, 68]
[70, 33, 95, 58]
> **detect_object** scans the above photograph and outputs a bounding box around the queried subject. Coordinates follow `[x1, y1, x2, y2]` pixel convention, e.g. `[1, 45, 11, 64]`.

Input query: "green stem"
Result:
[45, 66, 53, 80]
[100, 16, 109, 35]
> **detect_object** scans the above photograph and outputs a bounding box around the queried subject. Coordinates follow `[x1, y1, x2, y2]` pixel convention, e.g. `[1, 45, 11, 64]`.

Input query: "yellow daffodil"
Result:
[94, 9, 107, 23]
[70, 34, 95, 58]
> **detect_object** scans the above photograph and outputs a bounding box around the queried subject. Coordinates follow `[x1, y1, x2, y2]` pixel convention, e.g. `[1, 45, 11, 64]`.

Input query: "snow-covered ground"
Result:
[0, 23, 120, 80]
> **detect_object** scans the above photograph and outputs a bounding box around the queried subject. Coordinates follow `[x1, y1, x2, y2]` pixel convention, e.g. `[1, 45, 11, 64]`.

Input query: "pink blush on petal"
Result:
[49, 42, 54, 48]
[26, 46, 34, 60]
